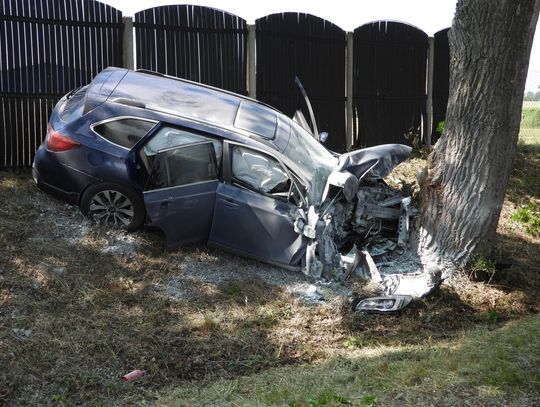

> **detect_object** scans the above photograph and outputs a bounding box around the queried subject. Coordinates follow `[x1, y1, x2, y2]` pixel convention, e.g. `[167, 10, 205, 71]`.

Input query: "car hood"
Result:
[337, 144, 412, 180]
[318, 144, 412, 204]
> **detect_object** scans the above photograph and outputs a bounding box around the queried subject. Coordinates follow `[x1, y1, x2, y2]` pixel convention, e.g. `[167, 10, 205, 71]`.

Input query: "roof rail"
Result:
[111, 97, 146, 109]
[135, 69, 166, 78]
[132, 69, 278, 112]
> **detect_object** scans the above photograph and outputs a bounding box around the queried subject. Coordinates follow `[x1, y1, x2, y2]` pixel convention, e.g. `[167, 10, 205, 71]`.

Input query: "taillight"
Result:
[46, 123, 80, 152]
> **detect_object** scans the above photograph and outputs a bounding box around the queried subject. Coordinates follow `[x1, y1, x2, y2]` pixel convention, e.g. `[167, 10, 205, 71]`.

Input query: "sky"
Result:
[101, 0, 540, 92]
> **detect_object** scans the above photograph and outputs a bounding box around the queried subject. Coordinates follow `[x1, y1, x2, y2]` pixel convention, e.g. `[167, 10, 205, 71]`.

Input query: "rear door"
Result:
[208, 143, 306, 267]
[141, 126, 223, 248]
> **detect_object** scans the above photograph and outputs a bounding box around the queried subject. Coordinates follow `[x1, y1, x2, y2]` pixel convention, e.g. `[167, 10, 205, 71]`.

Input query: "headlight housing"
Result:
[355, 295, 412, 313]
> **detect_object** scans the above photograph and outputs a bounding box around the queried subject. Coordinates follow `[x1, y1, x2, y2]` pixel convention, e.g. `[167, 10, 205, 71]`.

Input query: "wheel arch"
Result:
[79, 181, 146, 231]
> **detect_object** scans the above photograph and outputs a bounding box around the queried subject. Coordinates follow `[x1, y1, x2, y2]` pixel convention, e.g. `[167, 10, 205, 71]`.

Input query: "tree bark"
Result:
[416, 0, 540, 270]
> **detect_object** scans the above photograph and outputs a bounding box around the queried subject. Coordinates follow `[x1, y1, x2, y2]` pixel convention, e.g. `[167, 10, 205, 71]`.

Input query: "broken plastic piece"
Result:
[341, 244, 360, 280]
[121, 369, 146, 382]
[357, 250, 382, 282]
[303, 285, 325, 304]
[322, 170, 359, 203]
[355, 295, 412, 313]
[365, 240, 397, 257]
[382, 270, 442, 297]
[397, 197, 412, 247]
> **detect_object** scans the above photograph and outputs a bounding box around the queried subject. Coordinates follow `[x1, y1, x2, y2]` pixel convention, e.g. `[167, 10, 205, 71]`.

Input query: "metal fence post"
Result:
[426, 36, 435, 146]
[346, 31, 354, 149]
[123, 16, 134, 70]
[247, 24, 256, 98]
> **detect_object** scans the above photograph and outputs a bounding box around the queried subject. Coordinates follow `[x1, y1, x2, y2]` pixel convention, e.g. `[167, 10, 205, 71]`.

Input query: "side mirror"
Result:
[319, 132, 329, 143]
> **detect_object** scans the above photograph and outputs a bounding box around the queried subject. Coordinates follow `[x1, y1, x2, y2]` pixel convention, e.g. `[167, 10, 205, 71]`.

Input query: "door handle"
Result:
[222, 198, 239, 208]
[160, 201, 169, 210]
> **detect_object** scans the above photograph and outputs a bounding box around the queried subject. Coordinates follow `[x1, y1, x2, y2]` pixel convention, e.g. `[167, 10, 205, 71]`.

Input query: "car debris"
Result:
[354, 295, 412, 313]
[288, 142, 436, 305]
[121, 369, 146, 382]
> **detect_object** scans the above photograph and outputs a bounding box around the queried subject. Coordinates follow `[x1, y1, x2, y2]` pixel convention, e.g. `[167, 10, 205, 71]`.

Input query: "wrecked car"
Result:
[34, 68, 421, 299]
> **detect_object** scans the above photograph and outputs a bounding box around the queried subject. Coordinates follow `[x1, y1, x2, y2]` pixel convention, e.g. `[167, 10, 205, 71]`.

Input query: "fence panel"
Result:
[0, 0, 123, 167]
[1, 3, 451, 168]
[134, 5, 247, 95]
[432, 28, 450, 143]
[256, 13, 346, 153]
[352, 21, 428, 147]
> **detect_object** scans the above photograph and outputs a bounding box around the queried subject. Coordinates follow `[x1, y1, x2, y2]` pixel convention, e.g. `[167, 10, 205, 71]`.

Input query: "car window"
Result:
[234, 101, 277, 139]
[93, 118, 156, 149]
[231, 146, 290, 196]
[59, 85, 88, 123]
[146, 142, 218, 190]
[144, 127, 222, 170]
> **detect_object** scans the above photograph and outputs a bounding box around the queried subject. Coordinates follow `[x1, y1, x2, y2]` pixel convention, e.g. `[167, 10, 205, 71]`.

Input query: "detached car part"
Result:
[355, 295, 413, 313]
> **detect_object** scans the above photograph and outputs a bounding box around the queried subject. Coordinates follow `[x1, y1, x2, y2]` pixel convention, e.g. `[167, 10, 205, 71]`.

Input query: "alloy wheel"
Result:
[88, 189, 135, 227]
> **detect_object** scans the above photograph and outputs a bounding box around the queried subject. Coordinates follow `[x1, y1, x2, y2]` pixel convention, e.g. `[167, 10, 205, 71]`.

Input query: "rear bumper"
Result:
[32, 145, 100, 205]
[32, 163, 80, 205]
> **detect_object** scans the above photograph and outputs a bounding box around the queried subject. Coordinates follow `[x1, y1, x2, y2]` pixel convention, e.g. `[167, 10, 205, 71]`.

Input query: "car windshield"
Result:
[283, 120, 338, 204]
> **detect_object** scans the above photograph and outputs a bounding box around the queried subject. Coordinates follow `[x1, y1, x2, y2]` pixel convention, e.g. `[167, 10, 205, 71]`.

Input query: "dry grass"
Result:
[0, 120, 539, 405]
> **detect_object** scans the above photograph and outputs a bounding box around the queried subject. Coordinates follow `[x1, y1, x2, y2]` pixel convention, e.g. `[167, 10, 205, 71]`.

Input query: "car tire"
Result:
[80, 183, 145, 231]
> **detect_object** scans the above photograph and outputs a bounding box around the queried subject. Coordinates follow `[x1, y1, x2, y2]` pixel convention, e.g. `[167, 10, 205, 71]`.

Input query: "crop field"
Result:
[520, 101, 540, 143]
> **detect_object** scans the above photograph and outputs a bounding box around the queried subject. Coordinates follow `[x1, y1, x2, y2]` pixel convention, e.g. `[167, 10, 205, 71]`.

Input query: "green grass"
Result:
[507, 103, 540, 206]
[155, 315, 540, 406]
[520, 101, 540, 131]
[521, 105, 540, 129]
[511, 201, 540, 237]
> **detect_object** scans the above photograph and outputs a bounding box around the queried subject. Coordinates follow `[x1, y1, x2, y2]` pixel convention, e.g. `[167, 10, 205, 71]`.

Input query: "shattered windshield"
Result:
[283, 121, 338, 204]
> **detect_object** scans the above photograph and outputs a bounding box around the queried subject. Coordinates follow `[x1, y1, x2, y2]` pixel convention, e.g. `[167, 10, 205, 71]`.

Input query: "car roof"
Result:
[86, 67, 289, 143]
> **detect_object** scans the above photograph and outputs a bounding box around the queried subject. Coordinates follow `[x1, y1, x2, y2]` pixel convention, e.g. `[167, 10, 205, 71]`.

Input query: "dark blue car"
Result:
[34, 67, 412, 280]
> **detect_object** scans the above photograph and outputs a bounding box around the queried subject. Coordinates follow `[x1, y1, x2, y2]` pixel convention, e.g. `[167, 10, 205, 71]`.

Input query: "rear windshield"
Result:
[59, 86, 88, 123]
[93, 118, 156, 149]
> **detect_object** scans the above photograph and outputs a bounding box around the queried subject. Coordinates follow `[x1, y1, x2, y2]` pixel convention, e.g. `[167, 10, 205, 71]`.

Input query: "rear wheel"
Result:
[80, 183, 145, 231]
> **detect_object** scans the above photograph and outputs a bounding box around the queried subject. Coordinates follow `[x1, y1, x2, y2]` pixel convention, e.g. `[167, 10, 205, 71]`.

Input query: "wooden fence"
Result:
[0, 0, 451, 168]
[432, 28, 450, 143]
[352, 22, 428, 147]
[134, 5, 248, 95]
[255, 13, 346, 152]
[0, 0, 123, 167]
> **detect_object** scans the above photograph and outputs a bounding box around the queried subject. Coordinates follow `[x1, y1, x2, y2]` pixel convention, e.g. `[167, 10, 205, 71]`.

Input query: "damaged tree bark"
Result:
[417, 0, 540, 269]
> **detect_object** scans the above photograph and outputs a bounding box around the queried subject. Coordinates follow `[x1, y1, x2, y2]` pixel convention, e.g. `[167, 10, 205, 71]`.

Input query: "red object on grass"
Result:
[121, 369, 146, 382]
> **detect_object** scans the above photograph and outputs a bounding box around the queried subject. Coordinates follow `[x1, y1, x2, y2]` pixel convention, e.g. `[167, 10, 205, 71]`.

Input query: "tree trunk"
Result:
[416, 0, 540, 270]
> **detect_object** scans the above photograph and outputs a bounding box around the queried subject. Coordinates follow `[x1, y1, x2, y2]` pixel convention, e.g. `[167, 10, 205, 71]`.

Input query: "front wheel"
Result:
[80, 183, 145, 231]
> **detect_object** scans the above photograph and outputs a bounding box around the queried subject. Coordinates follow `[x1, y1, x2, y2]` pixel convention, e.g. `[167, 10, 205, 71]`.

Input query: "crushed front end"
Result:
[292, 144, 440, 307]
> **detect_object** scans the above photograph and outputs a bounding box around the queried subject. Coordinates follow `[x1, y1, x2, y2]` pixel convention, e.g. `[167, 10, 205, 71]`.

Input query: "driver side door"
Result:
[208, 143, 306, 268]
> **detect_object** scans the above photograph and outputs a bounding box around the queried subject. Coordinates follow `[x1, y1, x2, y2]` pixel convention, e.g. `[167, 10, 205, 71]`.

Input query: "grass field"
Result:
[0, 104, 538, 406]
[520, 101, 540, 143]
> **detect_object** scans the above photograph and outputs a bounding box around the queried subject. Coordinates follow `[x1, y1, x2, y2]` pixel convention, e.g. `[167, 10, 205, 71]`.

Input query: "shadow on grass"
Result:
[507, 141, 540, 204]
[339, 288, 483, 347]
[153, 314, 540, 407]
[0, 171, 298, 405]
[1, 236, 292, 405]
